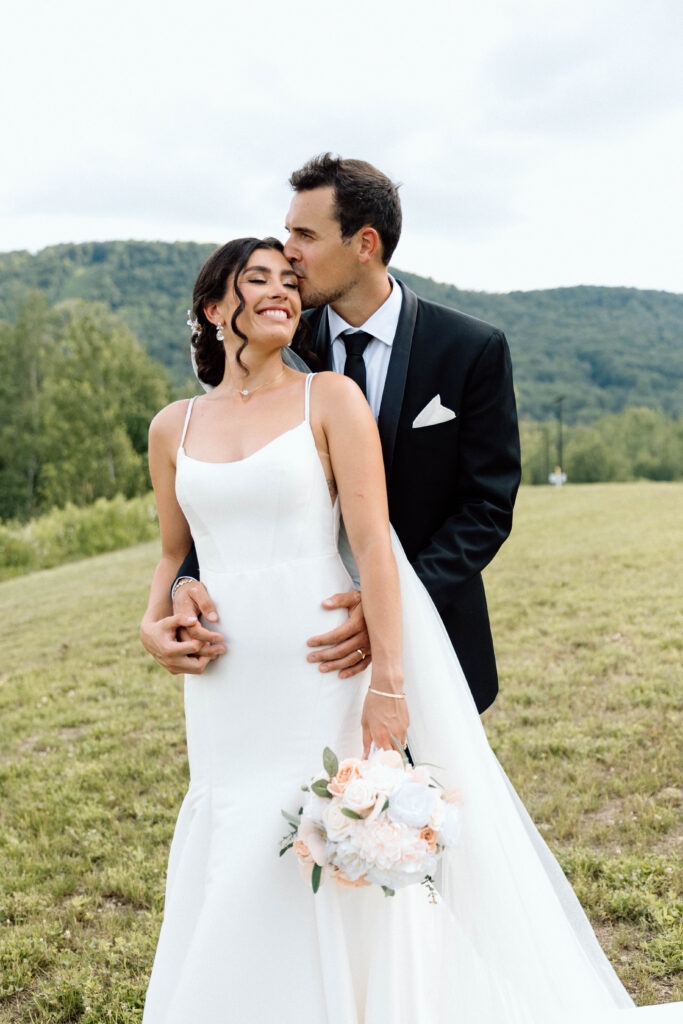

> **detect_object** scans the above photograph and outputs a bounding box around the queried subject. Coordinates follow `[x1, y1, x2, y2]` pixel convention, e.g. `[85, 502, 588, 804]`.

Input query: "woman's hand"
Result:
[361, 683, 409, 758]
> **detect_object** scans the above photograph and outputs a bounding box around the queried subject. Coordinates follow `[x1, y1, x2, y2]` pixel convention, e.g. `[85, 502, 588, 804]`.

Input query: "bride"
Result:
[141, 237, 677, 1023]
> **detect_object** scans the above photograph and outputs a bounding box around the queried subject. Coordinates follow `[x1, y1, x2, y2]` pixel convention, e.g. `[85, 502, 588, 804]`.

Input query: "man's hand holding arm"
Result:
[306, 589, 371, 679]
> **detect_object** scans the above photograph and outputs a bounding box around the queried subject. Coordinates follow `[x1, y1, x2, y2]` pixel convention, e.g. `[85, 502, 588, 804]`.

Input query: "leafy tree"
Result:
[0, 296, 171, 520]
[0, 294, 57, 519]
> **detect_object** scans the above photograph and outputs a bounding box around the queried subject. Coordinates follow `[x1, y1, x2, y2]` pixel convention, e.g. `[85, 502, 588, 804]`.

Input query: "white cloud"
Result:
[1, 0, 681, 291]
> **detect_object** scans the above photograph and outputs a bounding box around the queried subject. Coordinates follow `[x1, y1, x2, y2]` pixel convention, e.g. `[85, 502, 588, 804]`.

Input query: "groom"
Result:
[141, 154, 521, 713]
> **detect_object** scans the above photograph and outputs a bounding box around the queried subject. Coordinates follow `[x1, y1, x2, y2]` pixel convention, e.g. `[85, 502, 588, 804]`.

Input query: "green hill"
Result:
[1, 241, 681, 422]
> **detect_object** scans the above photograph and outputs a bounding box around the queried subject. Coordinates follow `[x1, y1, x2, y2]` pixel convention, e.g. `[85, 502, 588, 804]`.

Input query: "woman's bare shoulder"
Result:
[312, 371, 368, 407]
[149, 398, 194, 443]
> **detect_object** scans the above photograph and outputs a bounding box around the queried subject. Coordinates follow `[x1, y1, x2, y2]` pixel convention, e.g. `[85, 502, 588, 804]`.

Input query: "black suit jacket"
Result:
[177, 279, 520, 713]
[299, 280, 520, 712]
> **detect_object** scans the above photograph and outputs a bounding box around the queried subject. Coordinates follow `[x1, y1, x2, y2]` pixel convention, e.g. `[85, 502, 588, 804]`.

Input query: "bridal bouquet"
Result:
[281, 746, 461, 897]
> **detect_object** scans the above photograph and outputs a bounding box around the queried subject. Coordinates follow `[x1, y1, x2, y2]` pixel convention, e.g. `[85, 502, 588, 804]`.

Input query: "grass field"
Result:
[0, 482, 681, 1022]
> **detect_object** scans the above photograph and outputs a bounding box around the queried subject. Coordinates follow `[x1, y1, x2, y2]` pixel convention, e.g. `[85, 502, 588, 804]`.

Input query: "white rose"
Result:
[438, 803, 461, 847]
[367, 865, 425, 890]
[366, 749, 404, 771]
[342, 778, 377, 814]
[330, 838, 370, 881]
[362, 762, 405, 797]
[388, 781, 437, 829]
[324, 802, 357, 842]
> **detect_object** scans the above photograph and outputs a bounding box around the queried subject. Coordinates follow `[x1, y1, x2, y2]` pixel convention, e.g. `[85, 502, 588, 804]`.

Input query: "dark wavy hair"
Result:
[190, 237, 309, 387]
[289, 153, 402, 265]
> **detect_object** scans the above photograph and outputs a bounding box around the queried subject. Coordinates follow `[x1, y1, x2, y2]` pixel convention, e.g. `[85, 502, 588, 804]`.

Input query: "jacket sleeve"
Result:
[175, 543, 200, 587]
[411, 330, 521, 603]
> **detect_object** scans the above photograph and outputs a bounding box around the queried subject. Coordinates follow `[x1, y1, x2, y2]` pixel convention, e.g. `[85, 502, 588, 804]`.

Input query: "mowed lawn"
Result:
[0, 483, 681, 1022]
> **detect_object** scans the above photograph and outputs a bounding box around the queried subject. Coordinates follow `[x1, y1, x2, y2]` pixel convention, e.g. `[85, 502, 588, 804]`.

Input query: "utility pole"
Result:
[553, 395, 565, 471]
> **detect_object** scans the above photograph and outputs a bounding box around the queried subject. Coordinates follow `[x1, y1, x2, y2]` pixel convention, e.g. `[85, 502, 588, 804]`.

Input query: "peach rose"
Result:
[292, 839, 314, 863]
[419, 826, 438, 851]
[333, 870, 371, 888]
[328, 758, 362, 797]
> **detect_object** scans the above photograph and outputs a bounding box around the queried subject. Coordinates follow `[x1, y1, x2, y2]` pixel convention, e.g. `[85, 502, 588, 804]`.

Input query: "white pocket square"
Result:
[412, 395, 456, 428]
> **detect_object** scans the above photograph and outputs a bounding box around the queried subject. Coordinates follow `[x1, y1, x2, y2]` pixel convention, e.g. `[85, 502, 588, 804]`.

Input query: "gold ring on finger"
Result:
[357, 649, 366, 660]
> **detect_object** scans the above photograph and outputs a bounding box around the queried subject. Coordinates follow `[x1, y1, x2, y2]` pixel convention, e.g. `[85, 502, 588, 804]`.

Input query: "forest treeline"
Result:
[0, 294, 170, 522]
[1, 241, 682, 530]
[0, 240, 681, 422]
[520, 409, 682, 485]
[1, 290, 681, 529]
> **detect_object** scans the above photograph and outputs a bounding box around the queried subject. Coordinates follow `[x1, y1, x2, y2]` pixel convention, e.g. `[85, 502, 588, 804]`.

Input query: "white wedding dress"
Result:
[143, 375, 678, 1023]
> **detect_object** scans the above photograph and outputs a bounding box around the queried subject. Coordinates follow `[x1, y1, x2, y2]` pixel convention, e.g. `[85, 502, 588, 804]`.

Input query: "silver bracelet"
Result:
[171, 576, 197, 600]
[368, 688, 406, 699]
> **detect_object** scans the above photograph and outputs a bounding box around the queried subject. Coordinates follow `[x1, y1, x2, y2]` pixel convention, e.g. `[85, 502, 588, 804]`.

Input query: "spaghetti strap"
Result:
[304, 372, 316, 424]
[180, 396, 197, 450]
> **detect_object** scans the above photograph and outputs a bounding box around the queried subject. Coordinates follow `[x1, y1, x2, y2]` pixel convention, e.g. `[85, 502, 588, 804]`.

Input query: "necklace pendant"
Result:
[240, 389, 249, 397]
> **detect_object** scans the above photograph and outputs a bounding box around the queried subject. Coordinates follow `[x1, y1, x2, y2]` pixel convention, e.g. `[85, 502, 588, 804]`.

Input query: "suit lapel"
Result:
[377, 281, 418, 478]
[306, 283, 418, 477]
[309, 307, 333, 370]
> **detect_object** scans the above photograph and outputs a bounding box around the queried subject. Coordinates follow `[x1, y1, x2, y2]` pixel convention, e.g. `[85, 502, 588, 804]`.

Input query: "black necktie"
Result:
[341, 330, 372, 397]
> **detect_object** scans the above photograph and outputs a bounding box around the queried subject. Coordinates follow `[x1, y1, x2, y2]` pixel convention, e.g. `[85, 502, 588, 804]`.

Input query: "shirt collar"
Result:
[327, 274, 402, 348]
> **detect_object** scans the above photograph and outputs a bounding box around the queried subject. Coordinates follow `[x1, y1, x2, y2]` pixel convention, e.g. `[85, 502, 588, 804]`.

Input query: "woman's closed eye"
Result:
[247, 276, 298, 290]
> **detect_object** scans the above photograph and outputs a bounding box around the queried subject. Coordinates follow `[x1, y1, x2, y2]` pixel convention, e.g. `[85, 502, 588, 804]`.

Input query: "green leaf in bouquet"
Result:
[389, 732, 409, 765]
[381, 798, 389, 813]
[340, 808, 362, 819]
[279, 843, 293, 857]
[281, 809, 301, 828]
[311, 779, 332, 799]
[323, 747, 339, 779]
[381, 886, 395, 897]
[312, 863, 322, 893]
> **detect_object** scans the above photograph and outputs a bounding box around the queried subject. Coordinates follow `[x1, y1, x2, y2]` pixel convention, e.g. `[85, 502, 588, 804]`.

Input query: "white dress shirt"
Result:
[327, 275, 402, 420]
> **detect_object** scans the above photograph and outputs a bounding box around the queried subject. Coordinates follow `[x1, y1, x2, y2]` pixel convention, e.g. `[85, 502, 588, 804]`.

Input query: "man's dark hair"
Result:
[289, 153, 402, 265]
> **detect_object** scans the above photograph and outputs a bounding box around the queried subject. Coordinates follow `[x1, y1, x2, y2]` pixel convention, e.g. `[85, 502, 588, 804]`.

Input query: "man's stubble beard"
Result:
[299, 276, 359, 311]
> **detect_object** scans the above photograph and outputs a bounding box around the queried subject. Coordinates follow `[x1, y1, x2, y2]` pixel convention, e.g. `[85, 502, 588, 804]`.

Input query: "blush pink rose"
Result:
[293, 839, 314, 863]
[334, 870, 371, 888]
[328, 758, 362, 797]
[419, 826, 438, 852]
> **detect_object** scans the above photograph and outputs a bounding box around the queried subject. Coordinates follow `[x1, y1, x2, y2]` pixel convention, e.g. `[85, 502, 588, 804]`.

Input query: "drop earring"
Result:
[216, 321, 225, 342]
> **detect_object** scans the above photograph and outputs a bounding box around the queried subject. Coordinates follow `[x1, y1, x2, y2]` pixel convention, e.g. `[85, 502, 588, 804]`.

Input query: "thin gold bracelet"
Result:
[171, 576, 196, 599]
[368, 688, 406, 699]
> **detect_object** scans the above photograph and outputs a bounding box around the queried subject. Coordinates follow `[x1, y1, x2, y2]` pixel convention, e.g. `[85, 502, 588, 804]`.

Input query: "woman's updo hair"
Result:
[190, 236, 286, 387]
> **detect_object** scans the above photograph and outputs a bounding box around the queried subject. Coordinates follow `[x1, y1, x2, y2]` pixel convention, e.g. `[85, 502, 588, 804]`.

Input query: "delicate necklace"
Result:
[233, 368, 285, 400]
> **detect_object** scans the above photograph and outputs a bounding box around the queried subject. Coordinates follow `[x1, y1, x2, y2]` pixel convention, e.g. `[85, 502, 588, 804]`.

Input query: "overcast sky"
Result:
[2, 0, 681, 293]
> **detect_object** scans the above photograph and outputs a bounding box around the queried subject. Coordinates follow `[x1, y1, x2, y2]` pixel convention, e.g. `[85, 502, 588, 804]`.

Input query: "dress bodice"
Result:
[175, 377, 340, 575]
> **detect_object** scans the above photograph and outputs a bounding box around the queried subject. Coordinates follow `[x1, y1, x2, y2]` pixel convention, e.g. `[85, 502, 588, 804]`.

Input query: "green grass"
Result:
[0, 482, 681, 1020]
